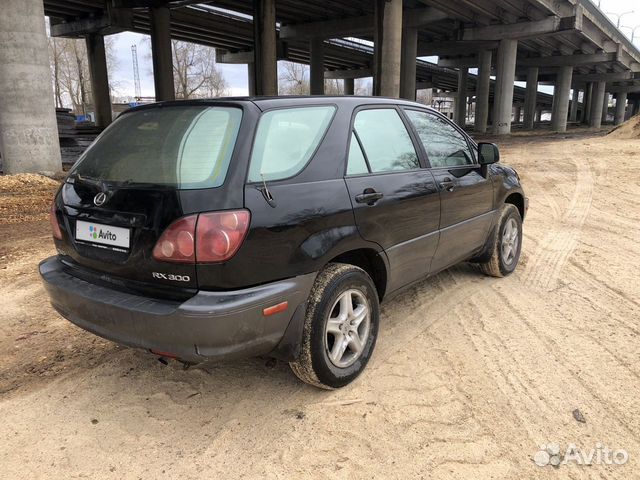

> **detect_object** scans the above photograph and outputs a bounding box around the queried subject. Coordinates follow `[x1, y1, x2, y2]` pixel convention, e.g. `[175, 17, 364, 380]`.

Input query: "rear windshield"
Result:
[70, 106, 242, 189]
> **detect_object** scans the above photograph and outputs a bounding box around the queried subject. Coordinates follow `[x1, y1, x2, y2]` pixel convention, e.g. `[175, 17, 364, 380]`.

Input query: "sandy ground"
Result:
[1, 128, 640, 479]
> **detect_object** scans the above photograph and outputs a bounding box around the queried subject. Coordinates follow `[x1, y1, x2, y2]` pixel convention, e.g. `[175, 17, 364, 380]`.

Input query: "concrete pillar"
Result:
[569, 88, 579, 122]
[492, 39, 518, 135]
[601, 92, 609, 123]
[247, 62, 256, 96]
[454, 67, 468, 127]
[614, 92, 627, 125]
[309, 37, 324, 95]
[374, 0, 402, 97]
[628, 99, 640, 120]
[514, 105, 522, 123]
[85, 33, 112, 127]
[474, 50, 492, 133]
[551, 65, 572, 132]
[0, 0, 61, 174]
[589, 81, 606, 128]
[535, 107, 542, 122]
[150, 6, 174, 101]
[344, 78, 354, 95]
[253, 0, 277, 96]
[523, 66, 538, 130]
[583, 82, 593, 124]
[400, 27, 417, 100]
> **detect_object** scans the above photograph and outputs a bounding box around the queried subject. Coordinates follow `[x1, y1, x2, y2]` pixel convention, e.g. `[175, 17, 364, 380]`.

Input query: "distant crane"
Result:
[131, 44, 141, 100]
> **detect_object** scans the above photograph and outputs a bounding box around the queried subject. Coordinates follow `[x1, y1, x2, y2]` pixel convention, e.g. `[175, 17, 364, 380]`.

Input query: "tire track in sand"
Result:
[522, 156, 595, 290]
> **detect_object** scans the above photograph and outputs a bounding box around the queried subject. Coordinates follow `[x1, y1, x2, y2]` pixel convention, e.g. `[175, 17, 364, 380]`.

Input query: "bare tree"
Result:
[172, 40, 229, 98]
[278, 61, 309, 95]
[279, 61, 372, 96]
[47, 34, 119, 113]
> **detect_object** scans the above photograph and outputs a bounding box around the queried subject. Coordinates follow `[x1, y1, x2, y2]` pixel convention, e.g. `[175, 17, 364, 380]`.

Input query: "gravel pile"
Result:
[0, 174, 61, 224]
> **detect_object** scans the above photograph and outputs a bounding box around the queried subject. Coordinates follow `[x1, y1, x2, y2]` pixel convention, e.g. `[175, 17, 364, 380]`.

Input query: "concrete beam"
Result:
[49, 5, 133, 37]
[279, 7, 446, 40]
[519, 52, 616, 68]
[462, 15, 580, 42]
[150, 6, 174, 101]
[417, 41, 498, 57]
[217, 43, 288, 64]
[325, 68, 372, 79]
[0, 0, 61, 173]
[217, 49, 254, 64]
[572, 71, 633, 83]
[85, 33, 112, 127]
[609, 85, 640, 94]
[437, 56, 481, 68]
[253, 0, 277, 96]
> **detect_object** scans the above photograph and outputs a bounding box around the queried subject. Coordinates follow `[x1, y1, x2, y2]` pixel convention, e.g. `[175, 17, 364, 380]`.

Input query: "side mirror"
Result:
[478, 142, 500, 165]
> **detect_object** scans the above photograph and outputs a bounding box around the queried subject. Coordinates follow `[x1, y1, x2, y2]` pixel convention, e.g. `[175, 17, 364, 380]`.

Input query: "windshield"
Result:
[70, 106, 243, 189]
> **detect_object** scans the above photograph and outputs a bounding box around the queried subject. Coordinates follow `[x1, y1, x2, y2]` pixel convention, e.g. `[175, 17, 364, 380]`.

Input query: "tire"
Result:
[289, 263, 380, 389]
[479, 204, 522, 277]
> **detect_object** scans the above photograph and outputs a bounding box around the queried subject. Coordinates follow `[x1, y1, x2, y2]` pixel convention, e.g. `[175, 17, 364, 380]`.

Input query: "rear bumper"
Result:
[39, 256, 316, 363]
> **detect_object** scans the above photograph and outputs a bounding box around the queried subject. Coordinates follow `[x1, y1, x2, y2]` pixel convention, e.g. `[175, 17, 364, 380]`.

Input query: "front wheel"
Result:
[289, 263, 380, 389]
[479, 204, 522, 277]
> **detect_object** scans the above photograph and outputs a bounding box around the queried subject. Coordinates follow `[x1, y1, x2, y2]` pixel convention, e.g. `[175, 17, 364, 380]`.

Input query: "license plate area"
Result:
[75, 220, 130, 251]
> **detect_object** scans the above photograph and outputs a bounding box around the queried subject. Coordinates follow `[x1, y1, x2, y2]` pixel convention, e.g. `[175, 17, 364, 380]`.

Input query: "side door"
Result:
[403, 108, 494, 273]
[344, 106, 441, 293]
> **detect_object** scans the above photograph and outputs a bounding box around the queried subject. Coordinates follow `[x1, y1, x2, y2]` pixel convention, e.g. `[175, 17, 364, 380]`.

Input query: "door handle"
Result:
[439, 178, 455, 192]
[355, 189, 384, 205]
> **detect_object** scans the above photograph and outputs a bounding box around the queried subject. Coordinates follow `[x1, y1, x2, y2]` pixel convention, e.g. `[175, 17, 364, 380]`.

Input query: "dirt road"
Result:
[2, 130, 640, 479]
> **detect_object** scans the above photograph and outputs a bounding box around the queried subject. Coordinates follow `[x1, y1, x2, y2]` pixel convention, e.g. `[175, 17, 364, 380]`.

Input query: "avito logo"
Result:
[89, 225, 118, 242]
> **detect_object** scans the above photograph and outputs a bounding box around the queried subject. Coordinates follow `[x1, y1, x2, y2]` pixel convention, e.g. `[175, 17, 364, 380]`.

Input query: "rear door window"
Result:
[346, 132, 369, 175]
[352, 109, 419, 173]
[247, 106, 336, 182]
[70, 106, 243, 189]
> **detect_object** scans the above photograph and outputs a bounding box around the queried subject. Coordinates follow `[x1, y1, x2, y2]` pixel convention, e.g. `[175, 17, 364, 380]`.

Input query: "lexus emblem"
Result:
[93, 192, 108, 207]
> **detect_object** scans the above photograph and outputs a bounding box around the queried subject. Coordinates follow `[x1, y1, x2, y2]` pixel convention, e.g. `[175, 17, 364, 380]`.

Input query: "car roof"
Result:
[126, 95, 436, 113]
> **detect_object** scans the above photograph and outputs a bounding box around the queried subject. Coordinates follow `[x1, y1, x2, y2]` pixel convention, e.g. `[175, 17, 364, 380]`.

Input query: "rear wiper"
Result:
[71, 174, 105, 190]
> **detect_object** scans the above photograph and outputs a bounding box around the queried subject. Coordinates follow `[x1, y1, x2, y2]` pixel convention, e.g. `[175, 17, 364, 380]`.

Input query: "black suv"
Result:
[41, 96, 527, 389]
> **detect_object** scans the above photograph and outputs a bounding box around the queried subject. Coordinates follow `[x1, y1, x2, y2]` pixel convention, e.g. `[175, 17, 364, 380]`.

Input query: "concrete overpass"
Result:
[1, 0, 640, 173]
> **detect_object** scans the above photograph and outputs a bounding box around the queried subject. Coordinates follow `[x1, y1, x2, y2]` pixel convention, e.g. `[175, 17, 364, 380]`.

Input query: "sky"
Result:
[107, 0, 640, 99]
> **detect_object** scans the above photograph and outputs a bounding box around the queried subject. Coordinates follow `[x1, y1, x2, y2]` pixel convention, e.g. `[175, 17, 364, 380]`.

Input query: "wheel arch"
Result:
[504, 191, 526, 220]
[327, 248, 388, 301]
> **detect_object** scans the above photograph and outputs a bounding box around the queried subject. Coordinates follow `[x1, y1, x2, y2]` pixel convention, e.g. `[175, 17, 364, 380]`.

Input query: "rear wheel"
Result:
[479, 204, 522, 277]
[289, 263, 379, 389]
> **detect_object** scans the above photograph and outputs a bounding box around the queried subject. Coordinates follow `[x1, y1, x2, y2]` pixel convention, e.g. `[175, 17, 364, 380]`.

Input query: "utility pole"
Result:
[131, 44, 141, 100]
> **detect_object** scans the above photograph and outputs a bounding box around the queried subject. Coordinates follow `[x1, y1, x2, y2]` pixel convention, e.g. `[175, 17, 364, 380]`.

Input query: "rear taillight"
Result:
[152, 215, 197, 263]
[152, 210, 250, 264]
[196, 210, 250, 263]
[50, 202, 62, 240]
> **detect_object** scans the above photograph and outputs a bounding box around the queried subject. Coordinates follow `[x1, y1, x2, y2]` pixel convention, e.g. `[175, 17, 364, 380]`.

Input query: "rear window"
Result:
[247, 106, 335, 182]
[70, 106, 242, 189]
